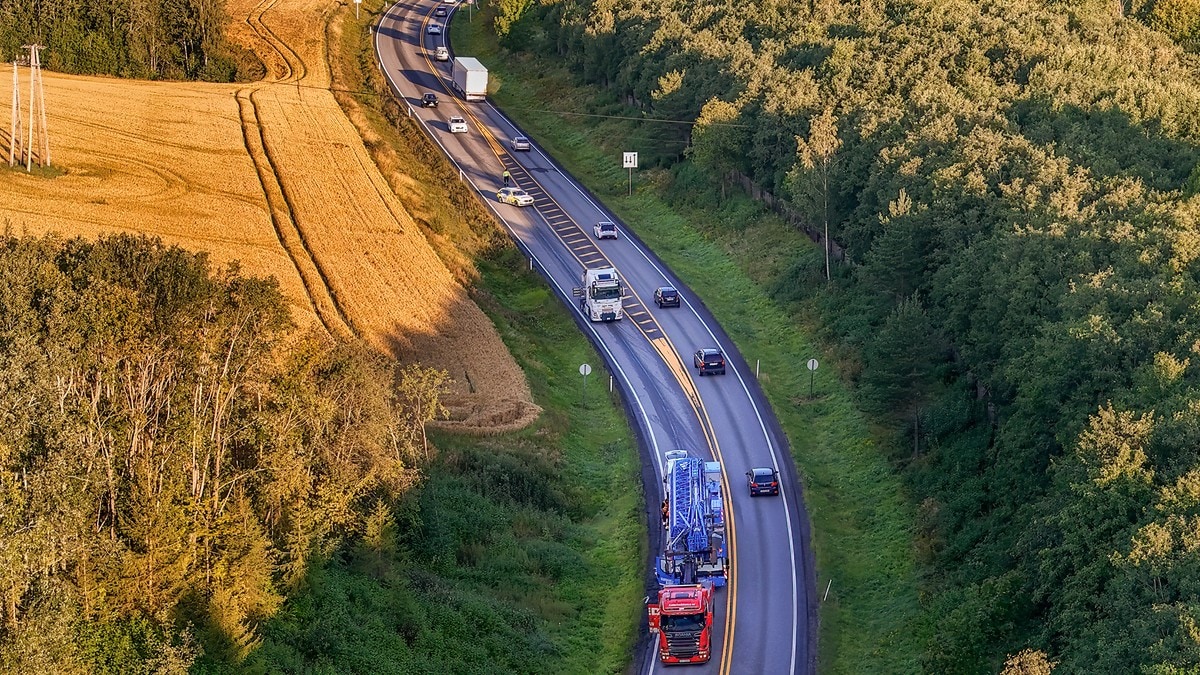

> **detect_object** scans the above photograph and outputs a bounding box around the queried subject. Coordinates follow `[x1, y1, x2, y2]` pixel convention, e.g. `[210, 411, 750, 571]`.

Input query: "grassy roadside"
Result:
[249, 4, 646, 672]
[451, 13, 922, 674]
[252, 244, 646, 673]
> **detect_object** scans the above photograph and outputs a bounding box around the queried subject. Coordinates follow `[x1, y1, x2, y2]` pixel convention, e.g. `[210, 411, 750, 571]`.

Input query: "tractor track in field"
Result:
[236, 90, 356, 340]
[245, 0, 307, 83]
[236, 0, 358, 339]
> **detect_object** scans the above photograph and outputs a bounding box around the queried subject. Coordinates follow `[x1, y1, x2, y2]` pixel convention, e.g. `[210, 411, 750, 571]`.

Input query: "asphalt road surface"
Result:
[374, 4, 818, 672]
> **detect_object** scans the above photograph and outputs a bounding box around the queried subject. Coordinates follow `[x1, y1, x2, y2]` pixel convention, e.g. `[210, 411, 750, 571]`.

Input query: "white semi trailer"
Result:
[451, 57, 488, 101]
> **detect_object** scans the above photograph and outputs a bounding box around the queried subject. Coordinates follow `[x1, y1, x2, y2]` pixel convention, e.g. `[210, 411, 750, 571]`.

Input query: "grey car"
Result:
[511, 136, 531, 151]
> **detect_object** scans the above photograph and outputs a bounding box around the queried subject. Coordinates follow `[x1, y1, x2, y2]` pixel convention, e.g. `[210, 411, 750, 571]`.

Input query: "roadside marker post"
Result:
[807, 358, 819, 396]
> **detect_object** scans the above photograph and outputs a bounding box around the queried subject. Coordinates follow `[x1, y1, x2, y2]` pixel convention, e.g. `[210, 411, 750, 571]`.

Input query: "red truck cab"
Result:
[647, 584, 713, 664]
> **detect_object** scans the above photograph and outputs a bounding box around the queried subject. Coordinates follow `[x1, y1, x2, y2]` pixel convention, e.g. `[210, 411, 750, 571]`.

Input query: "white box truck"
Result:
[451, 57, 488, 102]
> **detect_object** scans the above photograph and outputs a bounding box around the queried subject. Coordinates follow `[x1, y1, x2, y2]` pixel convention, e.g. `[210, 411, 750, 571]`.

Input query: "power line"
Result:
[499, 105, 751, 128]
[8, 60, 21, 167]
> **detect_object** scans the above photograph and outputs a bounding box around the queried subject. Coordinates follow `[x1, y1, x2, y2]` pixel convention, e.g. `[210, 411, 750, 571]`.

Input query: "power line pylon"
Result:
[8, 60, 22, 168]
[22, 44, 49, 172]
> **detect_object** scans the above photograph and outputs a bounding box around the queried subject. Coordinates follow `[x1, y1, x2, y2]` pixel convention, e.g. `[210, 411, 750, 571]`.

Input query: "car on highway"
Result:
[746, 467, 780, 496]
[654, 286, 680, 308]
[448, 116, 468, 133]
[427, 23, 442, 34]
[434, 6, 447, 16]
[511, 136, 531, 151]
[421, 92, 438, 108]
[497, 187, 534, 207]
[693, 348, 726, 376]
[594, 221, 618, 240]
[434, 45, 449, 61]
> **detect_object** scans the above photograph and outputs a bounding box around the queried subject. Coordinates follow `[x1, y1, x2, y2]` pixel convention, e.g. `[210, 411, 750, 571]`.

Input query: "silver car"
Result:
[593, 221, 618, 239]
[511, 136, 531, 151]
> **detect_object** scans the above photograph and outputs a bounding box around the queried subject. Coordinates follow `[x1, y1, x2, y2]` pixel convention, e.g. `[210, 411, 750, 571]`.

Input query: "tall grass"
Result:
[451, 15, 922, 674]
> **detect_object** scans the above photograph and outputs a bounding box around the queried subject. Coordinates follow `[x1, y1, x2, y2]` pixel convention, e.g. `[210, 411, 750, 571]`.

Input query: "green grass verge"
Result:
[452, 14, 922, 674]
[246, 7, 645, 674]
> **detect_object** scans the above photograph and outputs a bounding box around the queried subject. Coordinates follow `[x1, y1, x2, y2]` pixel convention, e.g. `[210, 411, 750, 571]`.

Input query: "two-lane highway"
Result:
[373, 3, 818, 671]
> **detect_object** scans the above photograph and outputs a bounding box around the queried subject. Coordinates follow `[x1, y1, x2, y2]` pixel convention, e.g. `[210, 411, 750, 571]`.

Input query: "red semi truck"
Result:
[647, 583, 715, 664]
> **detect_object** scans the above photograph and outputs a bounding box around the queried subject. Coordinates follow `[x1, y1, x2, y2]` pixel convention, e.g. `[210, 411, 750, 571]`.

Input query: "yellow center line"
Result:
[649, 338, 737, 669]
[410, 10, 738, 670]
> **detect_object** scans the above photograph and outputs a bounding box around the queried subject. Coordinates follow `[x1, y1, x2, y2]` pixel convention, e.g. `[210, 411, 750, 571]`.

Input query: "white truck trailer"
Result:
[577, 267, 626, 322]
[451, 57, 488, 102]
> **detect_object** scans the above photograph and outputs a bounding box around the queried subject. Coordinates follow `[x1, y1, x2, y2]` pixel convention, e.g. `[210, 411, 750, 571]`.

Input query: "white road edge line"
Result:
[369, 6, 775, 671]
[484, 96, 802, 674]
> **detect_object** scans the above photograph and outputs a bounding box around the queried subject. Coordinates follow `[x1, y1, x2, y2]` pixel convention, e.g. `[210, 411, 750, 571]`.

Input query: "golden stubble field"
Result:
[0, 0, 538, 431]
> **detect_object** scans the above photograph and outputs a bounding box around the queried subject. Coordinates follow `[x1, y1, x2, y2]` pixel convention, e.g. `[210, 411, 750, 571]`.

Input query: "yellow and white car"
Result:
[496, 187, 534, 207]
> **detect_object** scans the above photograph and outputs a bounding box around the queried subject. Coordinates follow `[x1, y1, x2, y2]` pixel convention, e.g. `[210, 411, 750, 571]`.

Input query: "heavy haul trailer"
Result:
[647, 450, 727, 665]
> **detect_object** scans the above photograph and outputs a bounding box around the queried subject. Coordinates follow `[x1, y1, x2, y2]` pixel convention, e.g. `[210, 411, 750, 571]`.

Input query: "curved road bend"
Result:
[373, 4, 818, 672]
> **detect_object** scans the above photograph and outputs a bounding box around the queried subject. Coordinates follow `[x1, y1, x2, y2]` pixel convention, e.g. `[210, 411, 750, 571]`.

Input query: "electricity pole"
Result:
[8, 61, 21, 167]
[22, 44, 49, 171]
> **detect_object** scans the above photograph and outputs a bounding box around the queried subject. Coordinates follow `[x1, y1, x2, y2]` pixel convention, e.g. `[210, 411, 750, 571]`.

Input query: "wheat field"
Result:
[0, 0, 538, 431]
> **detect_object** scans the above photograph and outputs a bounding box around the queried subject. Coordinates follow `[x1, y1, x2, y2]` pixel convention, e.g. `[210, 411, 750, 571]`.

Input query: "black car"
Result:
[747, 467, 780, 496]
[693, 348, 726, 376]
[421, 92, 439, 108]
[654, 286, 680, 308]
[434, 5, 447, 15]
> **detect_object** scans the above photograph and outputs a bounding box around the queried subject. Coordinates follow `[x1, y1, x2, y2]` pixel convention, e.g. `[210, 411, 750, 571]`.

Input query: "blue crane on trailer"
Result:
[655, 450, 727, 587]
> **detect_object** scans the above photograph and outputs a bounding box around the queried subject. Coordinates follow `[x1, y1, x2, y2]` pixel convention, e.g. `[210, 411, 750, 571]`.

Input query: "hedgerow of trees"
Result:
[0, 0, 257, 80]
[497, 0, 1200, 670]
[0, 233, 448, 670]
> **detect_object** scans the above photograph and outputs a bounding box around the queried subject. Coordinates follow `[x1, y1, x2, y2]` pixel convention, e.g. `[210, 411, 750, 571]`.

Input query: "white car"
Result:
[594, 221, 618, 239]
[435, 45, 449, 61]
[510, 136, 531, 151]
[427, 23, 442, 34]
[497, 187, 534, 207]
[448, 116, 468, 133]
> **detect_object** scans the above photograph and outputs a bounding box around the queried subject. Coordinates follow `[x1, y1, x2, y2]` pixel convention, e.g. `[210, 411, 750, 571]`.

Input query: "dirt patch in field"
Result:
[0, 0, 538, 432]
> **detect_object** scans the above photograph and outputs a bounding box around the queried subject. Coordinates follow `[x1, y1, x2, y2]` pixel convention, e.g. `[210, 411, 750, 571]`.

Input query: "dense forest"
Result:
[495, 0, 1200, 670]
[0, 233, 449, 670]
[0, 0, 255, 80]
